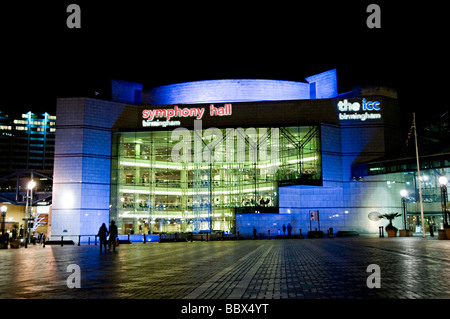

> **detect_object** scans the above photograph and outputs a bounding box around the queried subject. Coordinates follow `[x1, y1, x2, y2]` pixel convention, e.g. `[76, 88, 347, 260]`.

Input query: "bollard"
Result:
[268, 230, 270, 240]
[379, 226, 384, 238]
[61, 236, 64, 247]
[299, 228, 304, 239]
[144, 233, 146, 243]
[78, 235, 81, 246]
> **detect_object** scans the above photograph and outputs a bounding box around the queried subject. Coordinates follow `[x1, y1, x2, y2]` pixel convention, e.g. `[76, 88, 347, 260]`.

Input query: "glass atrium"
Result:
[110, 125, 321, 235]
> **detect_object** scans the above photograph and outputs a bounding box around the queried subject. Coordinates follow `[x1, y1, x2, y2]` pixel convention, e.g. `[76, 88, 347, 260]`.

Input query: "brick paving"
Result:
[1, 236, 450, 299]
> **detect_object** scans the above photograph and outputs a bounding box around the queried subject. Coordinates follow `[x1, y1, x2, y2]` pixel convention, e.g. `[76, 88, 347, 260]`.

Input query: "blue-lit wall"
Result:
[52, 98, 126, 240]
[305, 69, 338, 99]
[143, 69, 338, 105]
[145, 79, 310, 104]
[111, 79, 143, 105]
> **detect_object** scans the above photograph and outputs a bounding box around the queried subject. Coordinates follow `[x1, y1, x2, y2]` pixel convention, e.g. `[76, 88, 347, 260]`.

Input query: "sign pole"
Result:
[413, 113, 426, 238]
[318, 211, 320, 231]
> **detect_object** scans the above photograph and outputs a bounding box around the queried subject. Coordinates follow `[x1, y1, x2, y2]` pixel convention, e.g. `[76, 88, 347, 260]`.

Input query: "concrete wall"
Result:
[111, 79, 143, 105]
[51, 98, 126, 239]
[305, 69, 338, 99]
[235, 115, 403, 237]
[236, 173, 404, 238]
[144, 69, 339, 105]
[144, 79, 310, 105]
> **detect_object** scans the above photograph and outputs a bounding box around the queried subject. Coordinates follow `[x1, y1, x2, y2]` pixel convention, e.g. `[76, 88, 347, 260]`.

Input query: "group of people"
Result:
[97, 220, 118, 253]
[252, 223, 294, 239]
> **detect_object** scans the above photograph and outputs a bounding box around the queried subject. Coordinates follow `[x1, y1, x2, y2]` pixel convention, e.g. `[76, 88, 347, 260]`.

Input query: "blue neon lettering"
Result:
[361, 99, 380, 111]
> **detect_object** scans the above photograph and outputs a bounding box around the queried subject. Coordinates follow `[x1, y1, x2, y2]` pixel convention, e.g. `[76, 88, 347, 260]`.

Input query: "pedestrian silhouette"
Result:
[109, 220, 118, 252]
[252, 226, 257, 240]
[282, 224, 286, 236]
[97, 223, 108, 253]
[287, 223, 292, 236]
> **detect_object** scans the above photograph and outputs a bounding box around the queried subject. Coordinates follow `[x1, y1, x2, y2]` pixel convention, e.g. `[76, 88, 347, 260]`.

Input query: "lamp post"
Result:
[1, 205, 7, 248]
[439, 176, 448, 228]
[24, 179, 36, 248]
[400, 189, 408, 231]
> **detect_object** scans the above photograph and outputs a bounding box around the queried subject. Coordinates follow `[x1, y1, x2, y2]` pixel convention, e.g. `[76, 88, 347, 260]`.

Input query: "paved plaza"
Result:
[1, 236, 450, 299]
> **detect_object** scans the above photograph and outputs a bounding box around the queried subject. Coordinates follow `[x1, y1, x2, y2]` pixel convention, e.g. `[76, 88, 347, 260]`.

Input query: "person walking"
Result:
[97, 223, 108, 253]
[287, 223, 293, 236]
[282, 224, 286, 237]
[252, 227, 257, 240]
[109, 220, 118, 252]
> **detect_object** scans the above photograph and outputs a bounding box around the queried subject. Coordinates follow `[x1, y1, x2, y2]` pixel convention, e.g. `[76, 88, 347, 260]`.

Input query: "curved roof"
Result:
[145, 79, 310, 104]
[144, 69, 337, 104]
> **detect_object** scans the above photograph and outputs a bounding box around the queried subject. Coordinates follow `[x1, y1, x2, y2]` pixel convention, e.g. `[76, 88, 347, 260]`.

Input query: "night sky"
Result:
[1, 1, 447, 127]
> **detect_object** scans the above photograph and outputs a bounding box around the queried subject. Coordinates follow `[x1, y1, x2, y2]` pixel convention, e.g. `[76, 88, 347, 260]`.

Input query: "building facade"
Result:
[51, 69, 428, 240]
[0, 111, 55, 239]
[0, 111, 56, 176]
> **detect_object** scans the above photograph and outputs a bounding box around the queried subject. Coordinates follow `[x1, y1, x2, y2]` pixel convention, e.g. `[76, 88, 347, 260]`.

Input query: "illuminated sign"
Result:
[142, 104, 232, 126]
[142, 120, 181, 128]
[310, 210, 319, 221]
[337, 99, 381, 121]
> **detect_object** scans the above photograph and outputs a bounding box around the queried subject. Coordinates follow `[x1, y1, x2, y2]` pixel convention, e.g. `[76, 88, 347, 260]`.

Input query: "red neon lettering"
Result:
[142, 104, 231, 121]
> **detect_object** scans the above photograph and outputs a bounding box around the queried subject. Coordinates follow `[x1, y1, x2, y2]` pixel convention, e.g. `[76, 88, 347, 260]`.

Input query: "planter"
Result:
[438, 229, 447, 240]
[10, 240, 20, 248]
[399, 229, 413, 237]
[307, 231, 324, 238]
[387, 229, 397, 237]
[445, 228, 450, 240]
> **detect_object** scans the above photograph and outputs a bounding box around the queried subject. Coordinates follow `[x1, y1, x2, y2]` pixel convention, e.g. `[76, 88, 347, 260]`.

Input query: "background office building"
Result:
[0, 111, 56, 176]
[0, 111, 55, 238]
[50, 69, 449, 240]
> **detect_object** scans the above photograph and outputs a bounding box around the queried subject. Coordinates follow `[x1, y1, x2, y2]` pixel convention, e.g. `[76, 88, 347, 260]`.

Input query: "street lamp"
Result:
[400, 189, 408, 231]
[1, 205, 7, 247]
[439, 176, 448, 227]
[24, 180, 36, 248]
